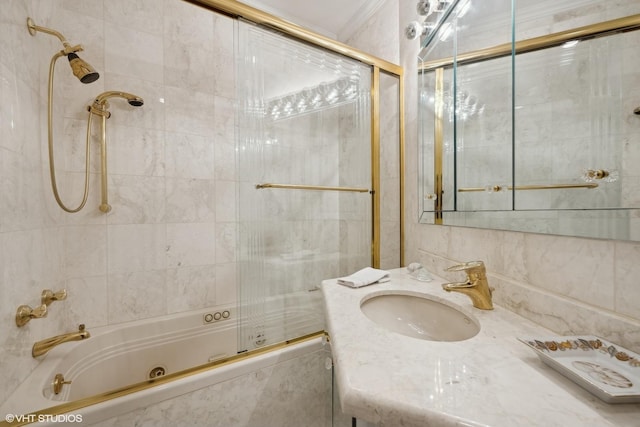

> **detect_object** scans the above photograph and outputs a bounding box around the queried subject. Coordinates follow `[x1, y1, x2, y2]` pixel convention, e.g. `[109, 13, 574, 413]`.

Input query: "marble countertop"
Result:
[322, 268, 640, 427]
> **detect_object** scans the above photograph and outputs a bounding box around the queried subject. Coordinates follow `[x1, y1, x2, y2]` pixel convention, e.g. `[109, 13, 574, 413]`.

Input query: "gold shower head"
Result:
[67, 53, 99, 84]
[27, 17, 100, 84]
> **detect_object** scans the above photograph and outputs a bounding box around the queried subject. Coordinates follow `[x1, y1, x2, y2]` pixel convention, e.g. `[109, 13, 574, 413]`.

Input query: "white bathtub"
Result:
[0, 304, 325, 426]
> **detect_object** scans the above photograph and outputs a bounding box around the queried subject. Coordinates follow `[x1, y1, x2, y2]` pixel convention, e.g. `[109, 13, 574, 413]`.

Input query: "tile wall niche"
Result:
[401, 0, 640, 353]
[0, 0, 237, 407]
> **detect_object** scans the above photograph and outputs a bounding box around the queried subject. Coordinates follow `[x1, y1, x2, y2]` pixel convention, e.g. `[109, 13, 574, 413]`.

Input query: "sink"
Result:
[360, 291, 480, 341]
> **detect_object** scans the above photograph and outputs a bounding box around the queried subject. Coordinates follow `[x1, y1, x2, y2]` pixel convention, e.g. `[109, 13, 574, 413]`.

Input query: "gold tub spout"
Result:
[442, 261, 493, 310]
[32, 324, 90, 358]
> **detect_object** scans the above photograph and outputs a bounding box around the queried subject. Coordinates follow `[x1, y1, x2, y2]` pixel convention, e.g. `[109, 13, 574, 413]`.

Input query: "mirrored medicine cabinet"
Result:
[418, 2, 640, 241]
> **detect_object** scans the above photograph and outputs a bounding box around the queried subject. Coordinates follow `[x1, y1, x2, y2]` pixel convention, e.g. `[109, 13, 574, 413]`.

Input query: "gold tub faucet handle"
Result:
[41, 289, 67, 306]
[52, 373, 72, 395]
[15, 304, 48, 327]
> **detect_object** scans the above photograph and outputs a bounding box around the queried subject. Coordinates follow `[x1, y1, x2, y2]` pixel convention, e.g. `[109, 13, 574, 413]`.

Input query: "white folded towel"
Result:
[337, 267, 390, 288]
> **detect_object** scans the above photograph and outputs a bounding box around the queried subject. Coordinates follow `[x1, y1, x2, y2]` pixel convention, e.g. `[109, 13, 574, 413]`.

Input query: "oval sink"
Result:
[360, 292, 480, 341]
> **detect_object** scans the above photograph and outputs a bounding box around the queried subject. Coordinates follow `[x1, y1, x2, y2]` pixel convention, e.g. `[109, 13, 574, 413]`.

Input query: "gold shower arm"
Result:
[458, 183, 599, 192]
[27, 17, 83, 54]
[256, 183, 370, 193]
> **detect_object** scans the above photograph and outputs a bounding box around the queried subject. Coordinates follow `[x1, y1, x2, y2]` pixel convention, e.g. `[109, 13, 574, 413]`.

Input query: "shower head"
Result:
[27, 17, 100, 84]
[94, 91, 144, 107]
[127, 97, 144, 107]
[635, 107, 640, 115]
[67, 53, 100, 84]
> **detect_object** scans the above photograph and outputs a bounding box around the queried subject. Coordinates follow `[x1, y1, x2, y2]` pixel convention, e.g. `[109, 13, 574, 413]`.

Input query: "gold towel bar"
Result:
[256, 183, 370, 193]
[458, 183, 599, 192]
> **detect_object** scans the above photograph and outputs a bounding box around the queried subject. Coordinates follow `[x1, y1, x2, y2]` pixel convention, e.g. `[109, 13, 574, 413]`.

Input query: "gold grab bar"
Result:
[256, 183, 370, 193]
[458, 183, 599, 192]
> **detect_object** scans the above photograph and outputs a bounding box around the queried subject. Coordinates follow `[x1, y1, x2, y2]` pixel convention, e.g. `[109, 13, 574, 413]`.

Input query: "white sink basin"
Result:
[360, 291, 480, 341]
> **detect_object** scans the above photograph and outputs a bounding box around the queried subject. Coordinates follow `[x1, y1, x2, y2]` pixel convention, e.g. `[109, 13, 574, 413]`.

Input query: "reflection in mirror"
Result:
[418, 0, 640, 241]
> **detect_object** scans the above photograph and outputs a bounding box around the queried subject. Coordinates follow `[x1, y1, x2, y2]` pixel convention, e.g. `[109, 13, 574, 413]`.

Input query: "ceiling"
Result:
[240, 0, 385, 40]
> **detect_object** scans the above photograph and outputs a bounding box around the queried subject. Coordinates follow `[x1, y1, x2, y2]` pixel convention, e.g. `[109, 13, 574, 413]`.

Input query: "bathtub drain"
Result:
[149, 366, 166, 379]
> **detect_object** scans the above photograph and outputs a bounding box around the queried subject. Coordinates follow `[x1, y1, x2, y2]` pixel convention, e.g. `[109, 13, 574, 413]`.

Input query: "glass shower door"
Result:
[236, 22, 372, 352]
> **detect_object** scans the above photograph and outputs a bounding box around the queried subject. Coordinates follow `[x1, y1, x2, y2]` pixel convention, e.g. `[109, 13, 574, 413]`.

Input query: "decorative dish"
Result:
[518, 335, 640, 403]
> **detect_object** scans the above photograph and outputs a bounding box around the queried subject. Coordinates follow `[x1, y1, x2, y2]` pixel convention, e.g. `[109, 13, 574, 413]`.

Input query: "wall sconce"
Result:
[405, 0, 456, 40]
[405, 20, 436, 40]
[416, 0, 432, 16]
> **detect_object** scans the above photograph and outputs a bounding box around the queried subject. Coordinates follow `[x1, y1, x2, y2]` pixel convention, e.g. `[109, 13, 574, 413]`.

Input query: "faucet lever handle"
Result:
[41, 289, 67, 306]
[445, 261, 485, 273]
[15, 304, 48, 327]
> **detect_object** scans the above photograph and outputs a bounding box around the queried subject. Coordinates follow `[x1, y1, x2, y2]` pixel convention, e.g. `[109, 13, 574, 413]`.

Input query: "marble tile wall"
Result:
[402, 0, 640, 353]
[0, 0, 236, 407]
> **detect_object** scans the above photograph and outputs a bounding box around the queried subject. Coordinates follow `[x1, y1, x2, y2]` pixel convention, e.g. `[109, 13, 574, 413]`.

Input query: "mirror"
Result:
[418, 1, 640, 241]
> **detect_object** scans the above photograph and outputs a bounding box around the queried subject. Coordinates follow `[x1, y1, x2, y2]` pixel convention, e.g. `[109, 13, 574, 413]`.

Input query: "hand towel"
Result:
[337, 267, 390, 288]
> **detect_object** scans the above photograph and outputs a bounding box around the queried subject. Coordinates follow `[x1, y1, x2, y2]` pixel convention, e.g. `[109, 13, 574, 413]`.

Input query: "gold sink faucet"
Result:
[442, 261, 493, 310]
[32, 324, 90, 358]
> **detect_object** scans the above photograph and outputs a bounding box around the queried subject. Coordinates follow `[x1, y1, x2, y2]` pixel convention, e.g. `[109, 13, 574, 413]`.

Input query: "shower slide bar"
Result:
[458, 183, 599, 192]
[255, 183, 370, 193]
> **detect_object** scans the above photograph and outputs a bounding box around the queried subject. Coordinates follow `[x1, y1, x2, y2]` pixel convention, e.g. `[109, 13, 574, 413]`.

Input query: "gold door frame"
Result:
[422, 14, 640, 223]
[186, 0, 405, 268]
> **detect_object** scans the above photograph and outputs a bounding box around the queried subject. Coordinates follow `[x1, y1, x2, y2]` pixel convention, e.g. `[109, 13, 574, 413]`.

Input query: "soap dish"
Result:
[518, 335, 640, 403]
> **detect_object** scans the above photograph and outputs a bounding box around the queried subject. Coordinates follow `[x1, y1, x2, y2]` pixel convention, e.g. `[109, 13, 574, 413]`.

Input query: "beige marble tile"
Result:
[104, 0, 163, 37]
[64, 225, 107, 278]
[215, 181, 236, 223]
[166, 265, 217, 313]
[164, 86, 215, 136]
[165, 132, 214, 180]
[165, 178, 216, 223]
[63, 275, 108, 327]
[107, 224, 166, 274]
[523, 234, 615, 309]
[107, 270, 167, 323]
[106, 175, 165, 224]
[104, 23, 163, 84]
[107, 126, 165, 177]
[163, 0, 214, 51]
[166, 223, 216, 268]
[614, 240, 640, 320]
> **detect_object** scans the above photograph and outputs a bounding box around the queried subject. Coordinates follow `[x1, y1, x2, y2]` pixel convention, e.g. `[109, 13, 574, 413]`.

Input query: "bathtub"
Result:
[0, 302, 325, 426]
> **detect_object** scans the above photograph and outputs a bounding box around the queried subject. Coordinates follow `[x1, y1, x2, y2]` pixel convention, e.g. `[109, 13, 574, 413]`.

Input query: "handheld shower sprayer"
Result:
[27, 17, 99, 84]
[87, 91, 145, 214]
[94, 91, 145, 108]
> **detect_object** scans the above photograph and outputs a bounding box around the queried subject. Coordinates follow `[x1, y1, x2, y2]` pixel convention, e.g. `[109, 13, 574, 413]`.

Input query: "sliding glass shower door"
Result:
[236, 22, 372, 351]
